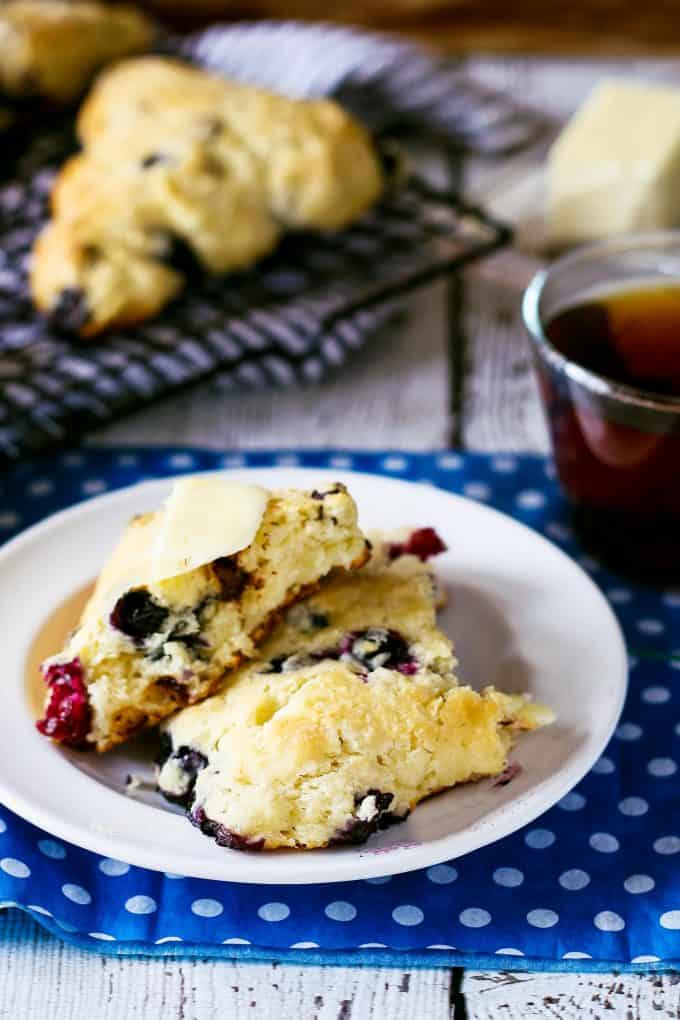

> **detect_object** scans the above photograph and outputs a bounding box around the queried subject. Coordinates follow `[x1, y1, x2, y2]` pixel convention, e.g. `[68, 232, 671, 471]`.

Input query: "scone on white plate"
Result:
[37, 477, 369, 752]
[30, 56, 385, 336]
[157, 530, 553, 850]
[0, 1, 154, 104]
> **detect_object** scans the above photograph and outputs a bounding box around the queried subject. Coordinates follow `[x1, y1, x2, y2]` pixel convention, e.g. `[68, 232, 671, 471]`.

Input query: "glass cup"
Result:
[522, 233, 680, 581]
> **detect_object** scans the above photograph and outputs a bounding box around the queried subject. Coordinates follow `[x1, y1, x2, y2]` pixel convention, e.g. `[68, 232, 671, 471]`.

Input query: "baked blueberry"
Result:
[110, 590, 168, 641]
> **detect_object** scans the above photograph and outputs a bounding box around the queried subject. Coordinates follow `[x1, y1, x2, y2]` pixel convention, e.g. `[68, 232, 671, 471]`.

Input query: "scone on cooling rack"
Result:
[37, 477, 369, 752]
[0, 1, 153, 104]
[30, 56, 385, 336]
[157, 529, 553, 851]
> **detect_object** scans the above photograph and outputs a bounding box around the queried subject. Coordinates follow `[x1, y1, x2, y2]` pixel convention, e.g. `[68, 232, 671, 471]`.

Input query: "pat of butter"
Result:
[149, 476, 269, 583]
[548, 80, 680, 246]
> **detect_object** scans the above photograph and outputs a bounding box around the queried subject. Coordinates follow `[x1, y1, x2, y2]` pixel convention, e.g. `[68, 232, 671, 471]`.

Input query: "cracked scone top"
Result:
[0, 1, 153, 104]
[158, 532, 554, 850]
[37, 480, 369, 752]
[30, 56, 384, 336]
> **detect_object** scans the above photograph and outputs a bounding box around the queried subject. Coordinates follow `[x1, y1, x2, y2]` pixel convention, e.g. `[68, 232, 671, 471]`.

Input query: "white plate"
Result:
[0, 467, 627, 885]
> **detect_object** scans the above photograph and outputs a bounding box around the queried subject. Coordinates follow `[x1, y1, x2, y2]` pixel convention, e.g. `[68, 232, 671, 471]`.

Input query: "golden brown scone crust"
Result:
[30, 56, 384, 336]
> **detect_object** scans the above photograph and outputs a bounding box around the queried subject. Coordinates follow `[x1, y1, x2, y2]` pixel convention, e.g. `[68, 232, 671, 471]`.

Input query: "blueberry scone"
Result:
[0, 1, 153, 104]
[37, 477, 369, 752]
[158, 530, 553, 850]
[30, 56, 385, 336]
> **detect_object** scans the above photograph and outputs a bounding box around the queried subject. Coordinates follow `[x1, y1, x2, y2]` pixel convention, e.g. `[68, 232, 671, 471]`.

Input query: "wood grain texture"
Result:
[462, 969, 680, 1019]
[0, 912, 453, 1020]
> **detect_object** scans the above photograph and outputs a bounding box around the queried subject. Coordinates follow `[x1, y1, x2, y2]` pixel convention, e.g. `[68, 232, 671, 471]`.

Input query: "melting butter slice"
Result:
[149, 476, 269, 583]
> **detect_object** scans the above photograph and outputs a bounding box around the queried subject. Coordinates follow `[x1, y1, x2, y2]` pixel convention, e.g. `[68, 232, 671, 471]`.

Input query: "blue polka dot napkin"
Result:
[1, 448, 678, 972]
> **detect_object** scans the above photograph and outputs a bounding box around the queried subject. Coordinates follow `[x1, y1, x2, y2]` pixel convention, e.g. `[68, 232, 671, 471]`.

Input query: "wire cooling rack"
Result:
[0, 24, 521, 466]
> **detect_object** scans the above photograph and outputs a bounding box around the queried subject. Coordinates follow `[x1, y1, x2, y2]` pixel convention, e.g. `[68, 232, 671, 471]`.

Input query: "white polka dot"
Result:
[382, 456, 408, 472]
[648, 757, 677, 777]
[493, 867, 524, 888]
[63, 453, 84, 467]
[290, 941, 319, 949]
[662, 592, 680, 608]
[27, 905, 51, 917]
[55, 920, 77, 933]
[546, 522, 572, 541]
[365, 875, 392, 885]
[37, 839, 66, 859]
[28, 479, 53, 497]
[81, 479, 107, 495]
[590, 832, 620, 853]
[325, 901, 357, 922]
[624, 874, 655, 894]
[491, 456, 517, 473]
[191, 898, 223, 918]
[594, 910, 625, 932]
[437, 454, 463, 470]
[463, 482, 491, 501]
[616, 722, 643, 741]
[155, 936, 183, 944]
[98, 858, 129, 876]
[544, 462, 556, 479]
[618, 797, 649, 817]
[637, 619, 664, 635]
[671, 657, 680, 672]
[607, 587, 632, 604]
[359, 943, 387, 948]
[631, 955, 660, 963]
[426, 864, 458, 884]
[62, 884, 91, 905]
[1, 858, 30, 878]
[116, 454, 138, 467]
[89, 932, 116, 941]
[654, 836, 680, 854]
[258, 902, 290, 922]
[459, 908, 491, 928]
[629, 656, 639, 670]
[592, 756, 615, 774]
[0, 512, 19, 529]
[426, 944, 455, 950]
[660, 911, 680, 930]
[558, 792, 586, 811]
[275, 454, 301, 467]
[163, 872, 184, 880]
[642, 686, 670, 704]
[168, 453, 195, 468]
[222, 938, 251, 945]
[559, 869, 591, 891]
[578, 555, 600, 572]
[392, 905, 423, 926]
[0, 901, 17, 909]
[675, 722, 680, 736]
[562, 951, 592, 960]
[125, 895, 156, 915]
[525, 828, 555, 849]
[495, 947, 524, 956]
[527, 909, 559, 928]
[0, 819, 5, 834]
[220, 455, 246, 469]
[516, 490, 545, 510]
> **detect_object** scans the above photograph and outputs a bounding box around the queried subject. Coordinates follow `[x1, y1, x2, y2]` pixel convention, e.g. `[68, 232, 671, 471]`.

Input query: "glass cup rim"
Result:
[522, 232, 680, 414]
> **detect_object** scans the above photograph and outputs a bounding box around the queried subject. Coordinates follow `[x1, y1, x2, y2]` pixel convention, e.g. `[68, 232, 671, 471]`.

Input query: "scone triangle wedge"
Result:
[37, 477, 370, 751]
[158, 530, 554, 851]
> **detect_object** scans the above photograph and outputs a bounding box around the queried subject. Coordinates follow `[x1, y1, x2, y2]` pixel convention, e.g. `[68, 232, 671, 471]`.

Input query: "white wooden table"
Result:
[2, 56, 679, 1020]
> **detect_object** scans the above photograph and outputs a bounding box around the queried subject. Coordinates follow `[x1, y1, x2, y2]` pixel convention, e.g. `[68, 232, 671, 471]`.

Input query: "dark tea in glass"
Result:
[523, 236, 680, 581]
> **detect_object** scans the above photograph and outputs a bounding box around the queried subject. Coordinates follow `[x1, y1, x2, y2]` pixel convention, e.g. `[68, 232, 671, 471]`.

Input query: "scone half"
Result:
[37, 480, 369, 752]
[157, 530, 553, 850]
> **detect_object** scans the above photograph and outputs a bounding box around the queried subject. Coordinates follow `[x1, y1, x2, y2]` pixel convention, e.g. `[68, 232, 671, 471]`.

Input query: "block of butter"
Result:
[548, 80, 680, 247]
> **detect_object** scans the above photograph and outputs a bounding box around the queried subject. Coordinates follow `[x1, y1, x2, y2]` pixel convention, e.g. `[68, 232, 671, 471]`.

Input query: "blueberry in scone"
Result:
[157, 532, 554, 850]
[0, 2, 153, 105]
[30, 56, 385, 336]
[37, 477, 369, 752]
